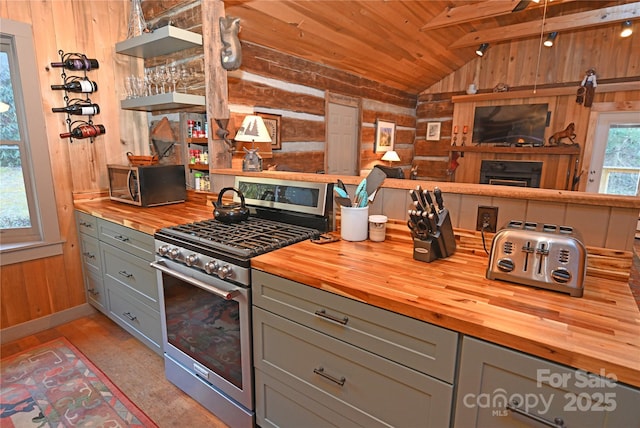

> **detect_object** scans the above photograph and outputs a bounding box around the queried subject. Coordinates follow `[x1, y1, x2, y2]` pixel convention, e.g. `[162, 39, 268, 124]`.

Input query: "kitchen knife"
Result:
[410, 189, 425, 212]
[423, 189, 433, 206]
[434, 187, 444, 212]
[416, 186, 429, 212]
[427, 212, 447, 257]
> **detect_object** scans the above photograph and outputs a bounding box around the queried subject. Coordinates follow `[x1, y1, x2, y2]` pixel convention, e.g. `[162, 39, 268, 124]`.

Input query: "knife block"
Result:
[412, 209, 456, 263]
[413, 238, 440, 263]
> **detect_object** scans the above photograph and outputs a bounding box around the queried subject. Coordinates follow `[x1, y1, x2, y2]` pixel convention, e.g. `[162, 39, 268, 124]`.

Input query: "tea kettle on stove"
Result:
[214, 187, 250, 223]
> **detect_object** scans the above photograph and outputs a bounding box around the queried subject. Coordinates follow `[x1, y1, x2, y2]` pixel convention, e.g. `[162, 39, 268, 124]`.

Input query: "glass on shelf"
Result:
[123, 62, 193, 100]
[126, 0, 147, 39]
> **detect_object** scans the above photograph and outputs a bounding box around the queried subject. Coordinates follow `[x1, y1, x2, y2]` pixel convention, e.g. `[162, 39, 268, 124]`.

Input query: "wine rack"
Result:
[52, 50, 103, 143]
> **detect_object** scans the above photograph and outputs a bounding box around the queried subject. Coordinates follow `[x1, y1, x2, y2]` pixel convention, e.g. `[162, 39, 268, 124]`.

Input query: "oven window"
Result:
[164, 279, 243, 389]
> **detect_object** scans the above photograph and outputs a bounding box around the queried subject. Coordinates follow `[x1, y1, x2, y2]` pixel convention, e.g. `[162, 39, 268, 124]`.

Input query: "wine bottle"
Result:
[50, 58, 99, 71]
[51, 103, 100, 115]
[51, 79, 98, 93]
[60, 124, 106, 139]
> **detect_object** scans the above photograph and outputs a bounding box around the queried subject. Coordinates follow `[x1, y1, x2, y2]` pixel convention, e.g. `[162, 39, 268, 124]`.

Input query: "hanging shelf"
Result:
[115, 25, 202, 58]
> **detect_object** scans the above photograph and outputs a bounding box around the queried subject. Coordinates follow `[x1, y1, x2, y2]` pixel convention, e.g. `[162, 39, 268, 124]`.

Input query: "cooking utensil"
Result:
[365, 168, 387, 201]
[214, 187, 250, 223]
[337, 179, 349, 198]
[334, 194, 353, 207]
[334, 186, 349, 199]
[354, 178, 368, 207]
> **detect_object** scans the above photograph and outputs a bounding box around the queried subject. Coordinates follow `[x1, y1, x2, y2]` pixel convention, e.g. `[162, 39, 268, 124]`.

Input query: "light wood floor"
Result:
[0, 313, 229, 428]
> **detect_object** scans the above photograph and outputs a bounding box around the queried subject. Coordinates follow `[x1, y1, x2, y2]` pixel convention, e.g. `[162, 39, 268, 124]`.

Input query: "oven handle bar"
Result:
[150, 260, 241, 300]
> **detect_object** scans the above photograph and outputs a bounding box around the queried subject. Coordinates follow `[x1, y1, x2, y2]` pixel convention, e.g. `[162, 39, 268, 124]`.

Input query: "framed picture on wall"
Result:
[374, 119, 396, 153]
[256, 112, 282, 150]
[426, 122, 441, 141]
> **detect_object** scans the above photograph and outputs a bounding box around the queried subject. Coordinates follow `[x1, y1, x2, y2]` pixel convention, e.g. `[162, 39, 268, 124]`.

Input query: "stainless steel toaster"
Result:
[487, 220, 587, 297]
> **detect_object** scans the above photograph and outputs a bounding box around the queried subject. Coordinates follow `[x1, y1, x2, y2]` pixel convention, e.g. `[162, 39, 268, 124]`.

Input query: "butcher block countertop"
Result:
[252, 227, 640, 389]
[74, 196, 640, 388]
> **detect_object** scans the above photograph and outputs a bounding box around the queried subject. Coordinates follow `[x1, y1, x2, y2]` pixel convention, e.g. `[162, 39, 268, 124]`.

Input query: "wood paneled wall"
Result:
[415, 25, 640, 183]
[0, 0, 131, 329]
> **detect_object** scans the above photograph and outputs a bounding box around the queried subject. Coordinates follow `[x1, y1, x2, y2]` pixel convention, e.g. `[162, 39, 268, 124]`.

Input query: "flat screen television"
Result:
[472, 103, 549, 146]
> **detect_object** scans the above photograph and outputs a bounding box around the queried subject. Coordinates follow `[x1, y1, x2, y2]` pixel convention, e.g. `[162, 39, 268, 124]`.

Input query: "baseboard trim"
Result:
[0, 304, 96, 345]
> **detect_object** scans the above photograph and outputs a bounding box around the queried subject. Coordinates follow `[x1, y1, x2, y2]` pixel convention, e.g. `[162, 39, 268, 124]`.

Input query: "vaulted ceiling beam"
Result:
[449, 2, 640, 49]
[420, 0, 575, 31]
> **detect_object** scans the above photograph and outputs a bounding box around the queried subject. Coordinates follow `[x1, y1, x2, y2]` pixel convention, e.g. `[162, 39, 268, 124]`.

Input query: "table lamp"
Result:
[235, 115, 272, 172]
[381, 150, 400, 166]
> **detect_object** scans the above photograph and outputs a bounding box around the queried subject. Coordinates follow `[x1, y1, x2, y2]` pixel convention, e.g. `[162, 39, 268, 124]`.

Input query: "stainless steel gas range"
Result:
[151, 177, 333, 428]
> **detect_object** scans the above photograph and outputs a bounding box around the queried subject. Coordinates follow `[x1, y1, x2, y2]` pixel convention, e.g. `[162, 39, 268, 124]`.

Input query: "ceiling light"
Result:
[621, 21, 633, 38]
[543, 32, 558, 47]
[475, 43, 489, 57]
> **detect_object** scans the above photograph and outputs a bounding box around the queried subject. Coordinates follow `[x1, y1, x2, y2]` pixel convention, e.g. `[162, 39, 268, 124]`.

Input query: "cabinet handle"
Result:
[118, 270, 133, 278]
[87, 288, 99, 296]
[80, 221, 93, 228]
[313, 367, 346, 386]
[314, 308, 349, 325]
[82, 251, 95, 259]
[123, 312, 137, 321]
[114, 235, 130, 242]
[507, 399, 566, 428]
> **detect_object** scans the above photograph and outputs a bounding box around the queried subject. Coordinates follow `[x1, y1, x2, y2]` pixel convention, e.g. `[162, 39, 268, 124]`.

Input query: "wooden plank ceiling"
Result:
[224, 0, 639, 95]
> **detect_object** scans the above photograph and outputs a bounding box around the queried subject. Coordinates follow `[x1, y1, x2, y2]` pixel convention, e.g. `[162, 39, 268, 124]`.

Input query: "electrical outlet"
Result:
[476, 206, 498, 233]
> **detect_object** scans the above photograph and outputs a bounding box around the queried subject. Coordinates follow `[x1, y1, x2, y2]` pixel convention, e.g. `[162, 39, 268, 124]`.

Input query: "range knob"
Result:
[168, 247, 180, 260]
[204, 261, 219, 275]
[185, 254, 199, 267]
[157, 245, 170, 256]
[217, 264, 232, 279]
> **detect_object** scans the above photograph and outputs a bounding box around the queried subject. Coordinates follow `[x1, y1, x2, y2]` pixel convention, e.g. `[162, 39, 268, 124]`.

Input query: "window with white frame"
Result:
[0, 18, 62, 265]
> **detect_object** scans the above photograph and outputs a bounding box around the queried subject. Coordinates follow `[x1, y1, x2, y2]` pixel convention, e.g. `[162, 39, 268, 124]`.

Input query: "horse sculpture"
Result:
[220, 16, 242, 71]
[548, 123, 576, 146]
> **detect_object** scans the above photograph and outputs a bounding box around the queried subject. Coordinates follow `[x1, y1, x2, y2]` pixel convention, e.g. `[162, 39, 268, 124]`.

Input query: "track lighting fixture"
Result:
[475, 43, 489, 57]
[620, 21, 633, 38]
[543, 32, 558, 47]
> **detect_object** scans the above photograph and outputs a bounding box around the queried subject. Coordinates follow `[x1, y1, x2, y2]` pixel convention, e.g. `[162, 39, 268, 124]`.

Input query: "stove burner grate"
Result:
[160, 217, 320, 258]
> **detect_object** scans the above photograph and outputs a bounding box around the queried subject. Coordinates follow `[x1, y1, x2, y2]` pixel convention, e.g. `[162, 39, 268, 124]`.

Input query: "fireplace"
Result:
[480, 160, 542, 187]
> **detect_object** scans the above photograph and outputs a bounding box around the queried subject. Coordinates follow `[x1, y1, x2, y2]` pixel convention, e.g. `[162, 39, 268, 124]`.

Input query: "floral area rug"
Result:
[1, 337, 157, 427]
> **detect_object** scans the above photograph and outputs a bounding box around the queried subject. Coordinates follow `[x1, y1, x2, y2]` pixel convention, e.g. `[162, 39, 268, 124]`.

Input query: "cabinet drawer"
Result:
[102, 243, 158, 307]
[79, 234, 102, 275]
[252, 270, 458, 383]
[98, 219, 154, 261]
[107, 283, 161, 354]
[85, 269, 106, 312]
[76, 211, 98, 238]
[253, 307, 453, 428]
[255, 369, 361, 428]
[454, 336, 640, 428]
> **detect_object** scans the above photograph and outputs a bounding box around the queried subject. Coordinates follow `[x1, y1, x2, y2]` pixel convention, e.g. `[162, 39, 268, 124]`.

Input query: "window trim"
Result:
[0, 18, 63, 265]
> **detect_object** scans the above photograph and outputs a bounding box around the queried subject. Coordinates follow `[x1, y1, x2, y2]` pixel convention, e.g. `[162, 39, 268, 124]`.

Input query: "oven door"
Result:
[151, 258, 252, 410]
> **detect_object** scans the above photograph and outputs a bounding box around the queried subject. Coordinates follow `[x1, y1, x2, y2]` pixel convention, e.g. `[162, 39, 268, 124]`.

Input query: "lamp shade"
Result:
[381, 150, 400, 162]
[234, 115, 272, 143]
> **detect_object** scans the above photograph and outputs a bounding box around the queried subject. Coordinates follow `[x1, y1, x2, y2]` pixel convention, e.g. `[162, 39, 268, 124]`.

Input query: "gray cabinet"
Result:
[454, 336, 640, 428]
[75, 211, 161, 355]
[76, 212, 106, 312]
[252, 270, 459, 427]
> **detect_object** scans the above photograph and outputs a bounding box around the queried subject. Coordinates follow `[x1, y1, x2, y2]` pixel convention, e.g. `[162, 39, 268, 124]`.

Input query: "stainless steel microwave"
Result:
[107, 164, 186, 207]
